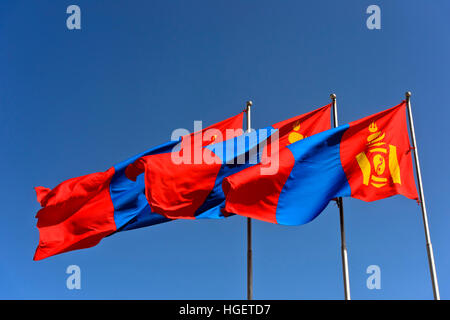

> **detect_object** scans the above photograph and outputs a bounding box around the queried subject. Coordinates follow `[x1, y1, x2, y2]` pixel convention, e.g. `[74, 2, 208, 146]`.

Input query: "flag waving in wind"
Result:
[270, 103, 332, 149]
[124, 103, 332, 220]
[252, 103, 333, 175]
[125, 127, 275, 220]
[33, 112, 244, 260]
[261, 103, 331, 165]
[223, 101, 419, 225]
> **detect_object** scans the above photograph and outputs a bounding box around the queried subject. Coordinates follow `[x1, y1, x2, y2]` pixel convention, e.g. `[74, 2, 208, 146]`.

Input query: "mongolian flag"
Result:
[266, 103, 332, 154]
[124, 103, 332, 220]
[223, 101, 419, 225]
[125, 127, 275, 220]
[33, 112, 244, 260]
[115, 112, 244, 231]
[259, 103, 332, 174]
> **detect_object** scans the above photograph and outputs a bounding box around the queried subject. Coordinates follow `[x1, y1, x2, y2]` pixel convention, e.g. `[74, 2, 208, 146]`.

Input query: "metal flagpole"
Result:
[405, 91, 440, 300]
[245, 100, 253, 300]
[330, 94, 351, 300]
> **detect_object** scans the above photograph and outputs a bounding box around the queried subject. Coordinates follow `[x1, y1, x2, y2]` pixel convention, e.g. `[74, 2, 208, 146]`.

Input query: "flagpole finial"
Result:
[246, 101, 253, 111]
[406, 91, 412, 98]
[330, 93, 336, 100]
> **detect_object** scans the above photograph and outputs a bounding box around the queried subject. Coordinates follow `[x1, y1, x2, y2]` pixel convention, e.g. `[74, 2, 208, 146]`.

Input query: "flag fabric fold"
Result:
[123, 103, 332, 221]
[34, 168, 117, 261]
[125, 127, 275, 220]
[33, 112, 244, 260]
[223, 101, 419, 225]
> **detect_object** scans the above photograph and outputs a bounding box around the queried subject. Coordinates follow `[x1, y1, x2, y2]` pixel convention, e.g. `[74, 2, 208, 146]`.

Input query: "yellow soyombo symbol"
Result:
[355, 121, 401, 188]
[288, 121, 308, 144]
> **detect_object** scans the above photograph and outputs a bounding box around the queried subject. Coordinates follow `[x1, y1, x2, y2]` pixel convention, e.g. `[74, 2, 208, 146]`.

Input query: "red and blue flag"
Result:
[124, 104, 332, 220]
[125, 127, 276, 220]
[33, 112, 244, 260]
[223, 102, 419, 225]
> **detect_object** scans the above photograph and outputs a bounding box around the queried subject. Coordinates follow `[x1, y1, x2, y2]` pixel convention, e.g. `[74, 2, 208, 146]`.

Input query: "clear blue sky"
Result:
[1, 0, 449, 299]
